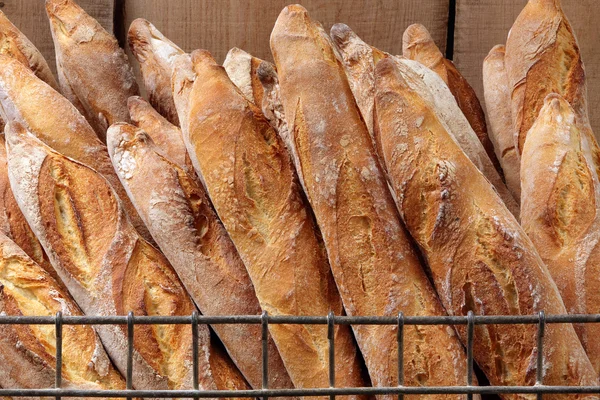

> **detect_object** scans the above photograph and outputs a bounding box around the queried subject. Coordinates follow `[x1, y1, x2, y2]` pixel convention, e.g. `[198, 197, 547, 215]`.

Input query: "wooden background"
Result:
[1, 0, 599, 134]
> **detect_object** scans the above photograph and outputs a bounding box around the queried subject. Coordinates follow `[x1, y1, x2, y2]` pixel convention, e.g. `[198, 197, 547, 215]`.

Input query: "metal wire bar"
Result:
[261, 310, 269, 400]
[2, 313, 600, 325]
[192, 311, 199, 392]
[536, 311, 546, 400]
[55, 311, 63, 400]
[397, 312, 404, 400]
[327, 311, 335, 400]
[2, 385, 600, 398]
[127, 311, 134, 391]
[466, 311, 474, 400]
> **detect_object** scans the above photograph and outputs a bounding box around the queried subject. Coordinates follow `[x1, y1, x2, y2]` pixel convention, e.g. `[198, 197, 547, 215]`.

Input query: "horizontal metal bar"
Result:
[1, 313, 600, 325]
[1, 385, 600, 398]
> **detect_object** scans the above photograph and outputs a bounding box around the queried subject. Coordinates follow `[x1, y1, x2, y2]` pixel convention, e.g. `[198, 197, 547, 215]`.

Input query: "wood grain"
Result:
[453, 0, 600, 137]
[122, 0, 449, 95]
[0, 0, 114, 77]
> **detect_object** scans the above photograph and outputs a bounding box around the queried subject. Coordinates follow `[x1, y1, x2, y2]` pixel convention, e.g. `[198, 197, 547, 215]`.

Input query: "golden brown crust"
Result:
[483, 45, 521, 201]
[520, 93, 600, 374]
[373, 57, 599, 398]
[127, 96, 192, 173]
[402, 23, 502, 174]
[106, 122, 290, 392]
[46, 0, 139, 141]
[271, 6, 473, 398]
[128, 18, 184, 126]
[0, 231, 125, 397]
[5, 122, 232, 394]
[223, 47, 271, 108]
[0, 54, 152, 243]
[0, 11, 59, 91]
[174, 48, 366, 396]
[0, 135, 60, 290]
[504, 0, 590, 155]
[329, 23, 389, 142]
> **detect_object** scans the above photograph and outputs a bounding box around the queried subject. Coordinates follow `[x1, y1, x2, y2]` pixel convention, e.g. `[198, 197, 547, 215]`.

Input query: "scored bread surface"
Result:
[373, 57, 598, 400]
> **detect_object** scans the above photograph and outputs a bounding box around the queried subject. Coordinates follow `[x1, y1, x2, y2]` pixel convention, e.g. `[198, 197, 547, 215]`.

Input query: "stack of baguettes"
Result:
[0, 0, 598, 398]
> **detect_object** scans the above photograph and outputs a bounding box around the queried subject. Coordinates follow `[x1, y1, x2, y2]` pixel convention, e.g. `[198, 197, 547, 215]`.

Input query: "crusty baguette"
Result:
[5, 121, 249, 395]
[0, 54, 152, 243]
[328, 24, 518, 215]
[0, 10, 59, 91]
[128, 18, 184, 126]
[0, 134, 60, 290]
[106, 122, 295, 392]
[504, 0, 593, 152]
[46, 0, 139, 141]
[0, 231, 126, 398]
[173, 49, 368, 396]
[483, 45, 521, 201]
[329, 23, 388, 142]
[127, 96, 193, 173]
[255, 62, 291, 148]
[402, 23, 501, 173]
[270, 6, 473, 396]
[373, 57, 599, 398]
[394, 58, 520, 215]
[223, 47, 269, 107]
[520, 93, 600, 374]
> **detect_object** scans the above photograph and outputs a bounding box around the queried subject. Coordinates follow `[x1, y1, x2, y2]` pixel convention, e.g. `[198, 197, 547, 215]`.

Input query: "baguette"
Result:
[0, 231, 125, 398]
[46, 0, 139, 141]
[483, 45, 521, 201]
[0, 54, 152, 243]
[270, 6, 473, 396]
[106, 122, 295, 392]
[504, 0, 593, 153]
[328, 25, 518, 215]
[329, 23, 388, 141]
[402, 23, 501, 173]
[520, 93, 600, 374]
[128, 18, 184, 126]
[255, 62, 291, 148]
[0, 134, 60, 290]
[173, 49, 368, 396]
[373, 57, 599, 398]
[127, 96, 193, 173]
[5, 121, 250, 395]
[223, 47, 269, 107]
[0, 10, 59, 91]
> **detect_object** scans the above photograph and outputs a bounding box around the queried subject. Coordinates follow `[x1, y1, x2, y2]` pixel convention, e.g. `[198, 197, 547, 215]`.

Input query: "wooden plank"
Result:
[453, 0, 600, 135]
[121, 0, 449, 94]
[0, 0, 115, 77]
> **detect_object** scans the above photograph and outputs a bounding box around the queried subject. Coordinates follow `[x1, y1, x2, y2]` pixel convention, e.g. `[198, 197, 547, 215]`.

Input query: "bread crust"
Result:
[174, 49, 367, 397]
[402, 23, 502, 174]
[106, 122, 291, 393]
[520, 93, 600, 374]
[0, 11, 58, 91]
[0, 135, 61, 290]
[5, 122, 243, 395]
[128, 18, 184, 126]
[394, 58, 519, 216]
[46, 0, 139, 141]
[483, 45, 521, 201]
[223, 47, 269, 108]
[505, 0, 591, 153]
[127, 96, 192, 173]
[0, 54, 152, 243]
[271, 6, 473, 398]
[328, 25, 517, 215]
[373, 57, 599, 399]
[0, 231, 126, 399]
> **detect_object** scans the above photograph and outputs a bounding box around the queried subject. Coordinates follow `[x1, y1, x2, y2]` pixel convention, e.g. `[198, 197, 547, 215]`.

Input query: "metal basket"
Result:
[1, 312, 600, 398]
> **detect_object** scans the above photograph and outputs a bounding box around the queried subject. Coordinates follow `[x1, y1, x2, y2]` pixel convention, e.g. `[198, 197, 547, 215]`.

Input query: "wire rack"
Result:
[1, 311, 600, 398]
